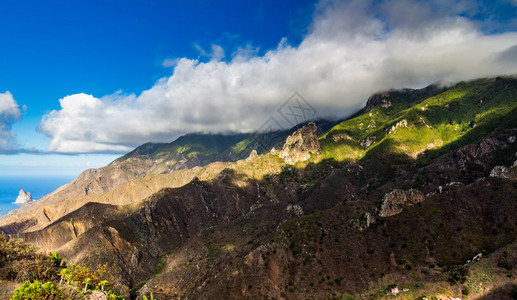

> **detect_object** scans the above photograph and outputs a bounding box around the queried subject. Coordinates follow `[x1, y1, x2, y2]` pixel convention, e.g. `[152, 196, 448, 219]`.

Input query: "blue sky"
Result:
[0, 0, 314, 175]
[0, 0, 516, 176]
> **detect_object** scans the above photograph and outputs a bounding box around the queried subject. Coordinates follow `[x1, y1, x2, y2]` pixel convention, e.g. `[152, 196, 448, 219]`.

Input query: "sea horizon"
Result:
[0, 174, 75, 215]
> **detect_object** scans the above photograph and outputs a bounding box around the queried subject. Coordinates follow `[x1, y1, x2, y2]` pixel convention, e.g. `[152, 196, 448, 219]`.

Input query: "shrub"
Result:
[58, 264, 127, 297]
[1, 234, 127, 299]
[107, 290, 125, 300]
[497, 251, 513, 270]
[448, 266, 469, 284]
[49, 251, 66, 269]
[10, 280, 68, 300]
[0, 235, 59, 283]
[462, 287, 470, 295]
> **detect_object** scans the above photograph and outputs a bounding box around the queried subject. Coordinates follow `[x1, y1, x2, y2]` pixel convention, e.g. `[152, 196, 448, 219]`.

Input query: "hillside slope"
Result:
[135, 76, 517, 299]
[1, 76, 516, 299]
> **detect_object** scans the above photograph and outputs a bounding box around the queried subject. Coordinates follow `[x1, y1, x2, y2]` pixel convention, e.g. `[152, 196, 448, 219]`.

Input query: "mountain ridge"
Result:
[1, 75, 516, 299]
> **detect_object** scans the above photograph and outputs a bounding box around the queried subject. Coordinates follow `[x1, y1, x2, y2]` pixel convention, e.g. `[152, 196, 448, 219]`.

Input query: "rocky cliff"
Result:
[379, 188, 425, 217]
[279, 122, 320, 164]
[490, 165, 517, 180]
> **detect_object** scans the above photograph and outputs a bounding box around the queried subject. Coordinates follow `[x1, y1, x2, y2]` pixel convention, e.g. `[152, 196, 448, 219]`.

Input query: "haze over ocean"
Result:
[0, 175, 74, 214]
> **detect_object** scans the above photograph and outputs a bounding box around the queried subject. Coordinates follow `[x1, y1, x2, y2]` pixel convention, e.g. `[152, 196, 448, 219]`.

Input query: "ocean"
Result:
[0, 175, 75, 215]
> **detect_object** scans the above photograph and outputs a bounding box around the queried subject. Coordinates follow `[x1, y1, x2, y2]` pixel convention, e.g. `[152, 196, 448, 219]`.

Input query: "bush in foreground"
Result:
[10, 281, 68, 300]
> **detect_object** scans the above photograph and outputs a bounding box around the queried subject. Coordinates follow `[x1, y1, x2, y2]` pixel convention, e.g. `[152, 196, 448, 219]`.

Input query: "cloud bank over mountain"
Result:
[39, 0, 517, 153]
[0, 92, 22, 153]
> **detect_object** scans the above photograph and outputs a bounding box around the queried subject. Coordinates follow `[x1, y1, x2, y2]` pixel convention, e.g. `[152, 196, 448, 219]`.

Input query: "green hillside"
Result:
[117, 133, 251, 162]
[317, 76, 517, 164]
[112, 119, 341, 176]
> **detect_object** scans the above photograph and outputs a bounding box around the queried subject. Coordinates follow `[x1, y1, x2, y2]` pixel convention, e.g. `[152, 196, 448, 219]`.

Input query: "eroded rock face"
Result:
[279, 123, 320, 164]
[365, 92, 392, 112]
[286, 204, 304, 218]
[15, 189, 33, 204]
[454, 138, 506, 170]
[379, 189, 425, 217]
[490, 166, 517, 180]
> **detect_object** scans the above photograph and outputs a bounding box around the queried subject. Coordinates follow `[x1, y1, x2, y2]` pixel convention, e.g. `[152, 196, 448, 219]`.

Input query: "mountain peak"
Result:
[364, 83, 444, 112]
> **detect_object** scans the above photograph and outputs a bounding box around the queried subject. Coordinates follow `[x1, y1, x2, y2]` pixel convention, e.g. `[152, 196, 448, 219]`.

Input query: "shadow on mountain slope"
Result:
[477, 284, 517, 300]
[10, 137, 515, 299]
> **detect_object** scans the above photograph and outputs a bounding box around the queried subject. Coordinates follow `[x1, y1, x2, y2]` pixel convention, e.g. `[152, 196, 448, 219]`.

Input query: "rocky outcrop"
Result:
[364, 212, 375, 228]
[365, 92, 392, 112]
[379, 189, 425, 217]
[331, 132, 352, 142]
[286, 204, 304, 218]
[416, 129, 516, 191]
[247, 149, 258, 160]
[279, 123, 320, 164]
[81, 291, 108, 300]
[386, 119, 408, 134]
[352, 212, 376, 231]
[453, 137, 508, 170]
[14, 189, 33, 204]
[490, 165, 517, 180]
[361, 136, 376, 149]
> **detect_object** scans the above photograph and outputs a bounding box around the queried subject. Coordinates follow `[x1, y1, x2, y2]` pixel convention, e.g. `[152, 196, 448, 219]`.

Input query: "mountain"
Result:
[114, 119, 340, 172]
[114, 133, 252, 171]
[1, 76, 516, 299]
[0, 120, 338, 234]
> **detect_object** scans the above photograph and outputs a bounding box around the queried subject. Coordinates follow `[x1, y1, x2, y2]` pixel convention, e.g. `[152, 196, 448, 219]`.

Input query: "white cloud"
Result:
[39, 0, 517, 153]
[0, 91, 22, 153]
[194, 43, 226, 60]
[162, 58, 180, 68]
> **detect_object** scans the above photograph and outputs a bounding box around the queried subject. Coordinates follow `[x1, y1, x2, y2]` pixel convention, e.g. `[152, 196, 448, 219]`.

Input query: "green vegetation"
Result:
[0, 234, 59, 284]
[116, 133, 252, 164]
[57, 264, 126, 297]
[319, 76, 517, 167]
[1, 234, 127, 299]
[462, 286, 470, 295]
[142, 292, 154, 300]
[49, 251, 66, 269]
[9, 263, 127, 300]
[10, 281, 68, 300]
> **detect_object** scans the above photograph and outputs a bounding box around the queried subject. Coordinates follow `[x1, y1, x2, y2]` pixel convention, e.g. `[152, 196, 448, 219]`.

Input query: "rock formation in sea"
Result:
[15, 189, 33, 204]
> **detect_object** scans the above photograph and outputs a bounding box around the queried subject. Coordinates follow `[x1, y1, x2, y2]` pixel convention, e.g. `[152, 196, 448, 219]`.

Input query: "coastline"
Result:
[0, 175, 74, 216]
